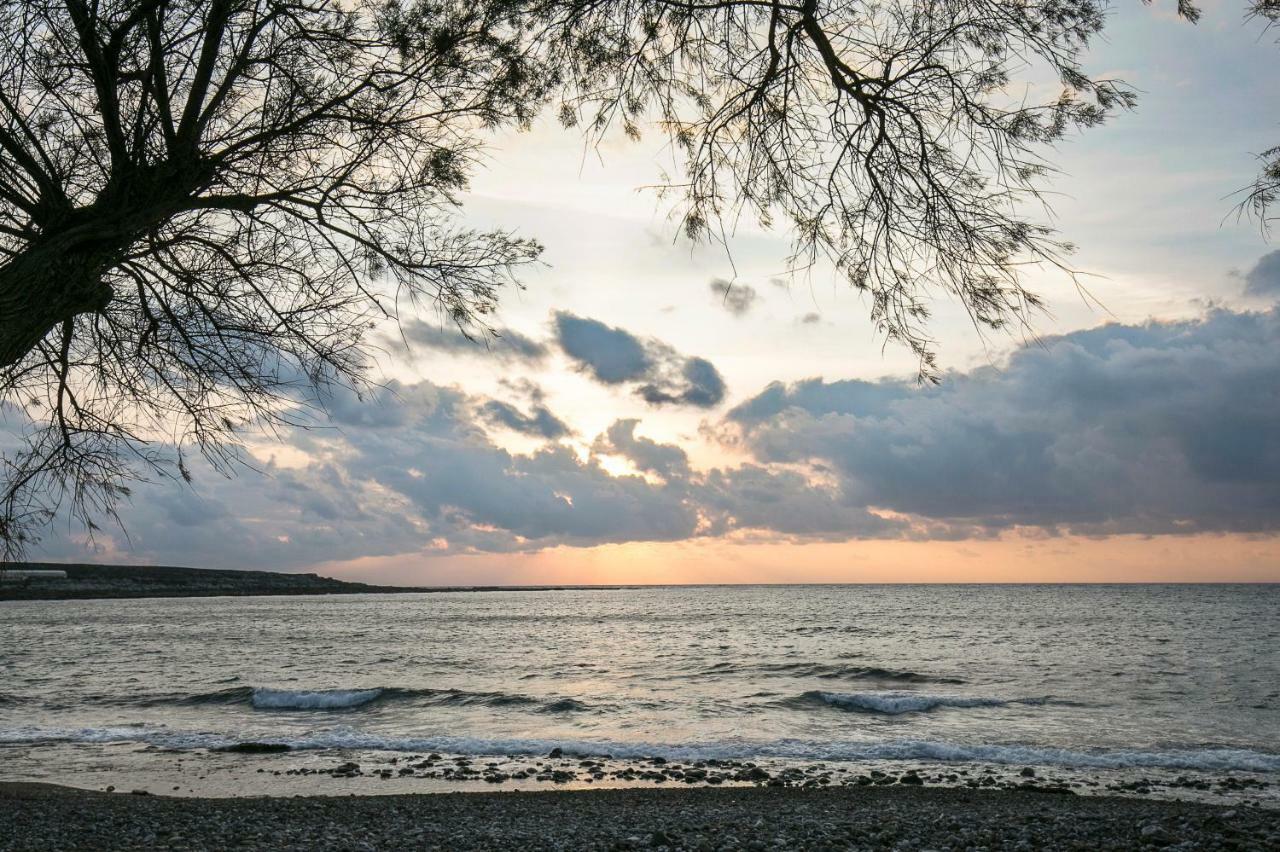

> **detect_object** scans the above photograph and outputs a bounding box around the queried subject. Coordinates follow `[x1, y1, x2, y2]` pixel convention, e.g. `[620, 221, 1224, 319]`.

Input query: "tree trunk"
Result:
[0, 153, 225, 369]
[0, 236, 116, 369]
[0, 161, 221, 369]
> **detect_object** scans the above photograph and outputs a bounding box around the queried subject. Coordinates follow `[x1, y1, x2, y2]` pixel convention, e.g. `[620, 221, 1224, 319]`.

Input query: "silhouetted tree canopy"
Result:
[0, 0, 1273, 552]
[1243, 0, 1279, 229]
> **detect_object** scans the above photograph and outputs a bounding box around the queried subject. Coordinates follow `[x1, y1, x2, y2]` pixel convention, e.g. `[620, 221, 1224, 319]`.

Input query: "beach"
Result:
[4, 586, 1277, 847]
[2, 782, 1276, 851]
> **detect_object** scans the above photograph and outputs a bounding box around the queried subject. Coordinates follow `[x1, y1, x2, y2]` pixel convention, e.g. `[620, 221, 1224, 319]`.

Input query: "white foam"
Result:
[3, 725, 1277, 772]
[251, 688, 383, 710]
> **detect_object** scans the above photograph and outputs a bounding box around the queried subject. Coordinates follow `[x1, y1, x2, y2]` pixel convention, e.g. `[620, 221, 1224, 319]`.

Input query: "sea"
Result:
[2, 584, 1278, 803]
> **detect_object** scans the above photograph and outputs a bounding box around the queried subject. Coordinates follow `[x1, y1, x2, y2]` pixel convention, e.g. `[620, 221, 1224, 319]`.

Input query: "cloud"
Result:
[553, 312, 727, 408]
[1243, 250, 1280, 298]
[292, 383, 702, 553]
[400, 321, 549, 363]
[23, 382, 698, 566]
[20, 378, 888, 567]
[709, 278, 758, 316]
[594, 419, 690, 480]
[553, 313, 651, 383]
[728, 307, 1280, 537]
[26, 445, 430, 571]
[480, 400, 570, 440]
[21, 307, 1280, 570]
[637, 357, 726, 408]
[799, 312, 822, 325]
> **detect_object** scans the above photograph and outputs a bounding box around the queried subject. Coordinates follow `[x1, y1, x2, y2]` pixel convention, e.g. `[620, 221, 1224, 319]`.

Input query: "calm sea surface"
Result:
[2, 585, 1278, 798]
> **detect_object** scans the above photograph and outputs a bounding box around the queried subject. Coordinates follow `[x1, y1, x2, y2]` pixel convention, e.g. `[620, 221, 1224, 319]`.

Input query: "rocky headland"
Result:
[0, 562, 609, 600]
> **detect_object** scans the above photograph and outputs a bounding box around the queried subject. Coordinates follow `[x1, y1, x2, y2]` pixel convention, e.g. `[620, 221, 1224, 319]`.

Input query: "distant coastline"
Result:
[0, 562, 619, 601]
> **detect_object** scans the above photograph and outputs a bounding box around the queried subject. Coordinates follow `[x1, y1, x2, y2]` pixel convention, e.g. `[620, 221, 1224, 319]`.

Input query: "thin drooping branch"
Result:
[1241, 0, 1279, 231]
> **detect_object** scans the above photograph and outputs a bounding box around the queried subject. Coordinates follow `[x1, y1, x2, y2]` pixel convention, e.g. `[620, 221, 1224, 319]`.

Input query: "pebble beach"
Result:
[2, 782, 1277, 851]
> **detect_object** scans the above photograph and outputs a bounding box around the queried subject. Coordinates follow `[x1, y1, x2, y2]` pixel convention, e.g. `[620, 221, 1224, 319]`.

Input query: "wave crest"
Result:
[251, 688, 384, 710]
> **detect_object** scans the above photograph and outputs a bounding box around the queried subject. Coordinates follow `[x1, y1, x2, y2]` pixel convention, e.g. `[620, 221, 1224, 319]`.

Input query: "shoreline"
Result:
[6, 735, 1275, 808]
[2, 782, 1276, 851]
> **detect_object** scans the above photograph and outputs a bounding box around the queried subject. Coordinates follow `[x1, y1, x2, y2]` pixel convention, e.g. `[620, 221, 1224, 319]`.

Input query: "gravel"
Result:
[1, 781, 1276, 850]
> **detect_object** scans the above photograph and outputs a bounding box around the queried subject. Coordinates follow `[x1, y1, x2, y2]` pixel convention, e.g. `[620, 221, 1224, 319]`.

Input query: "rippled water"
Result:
[2, 585, 1278, 795]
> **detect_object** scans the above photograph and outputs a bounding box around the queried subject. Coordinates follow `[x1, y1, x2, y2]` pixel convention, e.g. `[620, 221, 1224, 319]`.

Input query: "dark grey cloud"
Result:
[400, 321, 549, 363]
[696, 463, 900, 539]
[637, 357, 726, 408]
[709, 278, 758, 316]
[553, 312, 726, 408]
[480, 400, 570, 440]
[553, 312, 651, 383]
[729, 375, 904, 425]
[729, 308, 1280, 536]
[1243, 250, 1280, 298]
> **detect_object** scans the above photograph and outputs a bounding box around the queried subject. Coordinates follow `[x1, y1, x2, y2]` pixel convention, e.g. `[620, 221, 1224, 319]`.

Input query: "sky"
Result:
[25, 2, 1280, 584]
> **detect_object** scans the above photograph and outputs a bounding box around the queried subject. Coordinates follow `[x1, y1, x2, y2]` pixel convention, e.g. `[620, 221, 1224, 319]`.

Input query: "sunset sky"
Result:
[29, 2, 1280, 584]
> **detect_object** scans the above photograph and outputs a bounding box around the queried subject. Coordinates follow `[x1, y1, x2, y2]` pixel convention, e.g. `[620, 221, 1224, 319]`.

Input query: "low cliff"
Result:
[0, 562, 428, 600]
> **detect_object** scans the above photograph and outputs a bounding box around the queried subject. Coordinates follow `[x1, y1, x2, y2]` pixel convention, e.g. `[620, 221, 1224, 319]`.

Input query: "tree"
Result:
[1242, 0, 1279, 230]
[0, 0, 1260, 553]
[1, 0, 546, 550]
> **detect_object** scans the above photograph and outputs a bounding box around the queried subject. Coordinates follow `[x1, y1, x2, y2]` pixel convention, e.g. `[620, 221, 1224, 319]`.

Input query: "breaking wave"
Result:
[251, 688, 385, 710]
[3, 725, 1277, 772]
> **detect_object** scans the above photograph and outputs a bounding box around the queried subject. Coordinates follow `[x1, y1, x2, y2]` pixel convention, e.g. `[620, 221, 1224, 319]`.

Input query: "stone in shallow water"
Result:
[213, 742, 291, 754]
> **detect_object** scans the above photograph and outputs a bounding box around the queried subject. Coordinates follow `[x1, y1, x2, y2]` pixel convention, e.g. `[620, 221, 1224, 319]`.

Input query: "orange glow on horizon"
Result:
[314, 533, 1280, 587]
